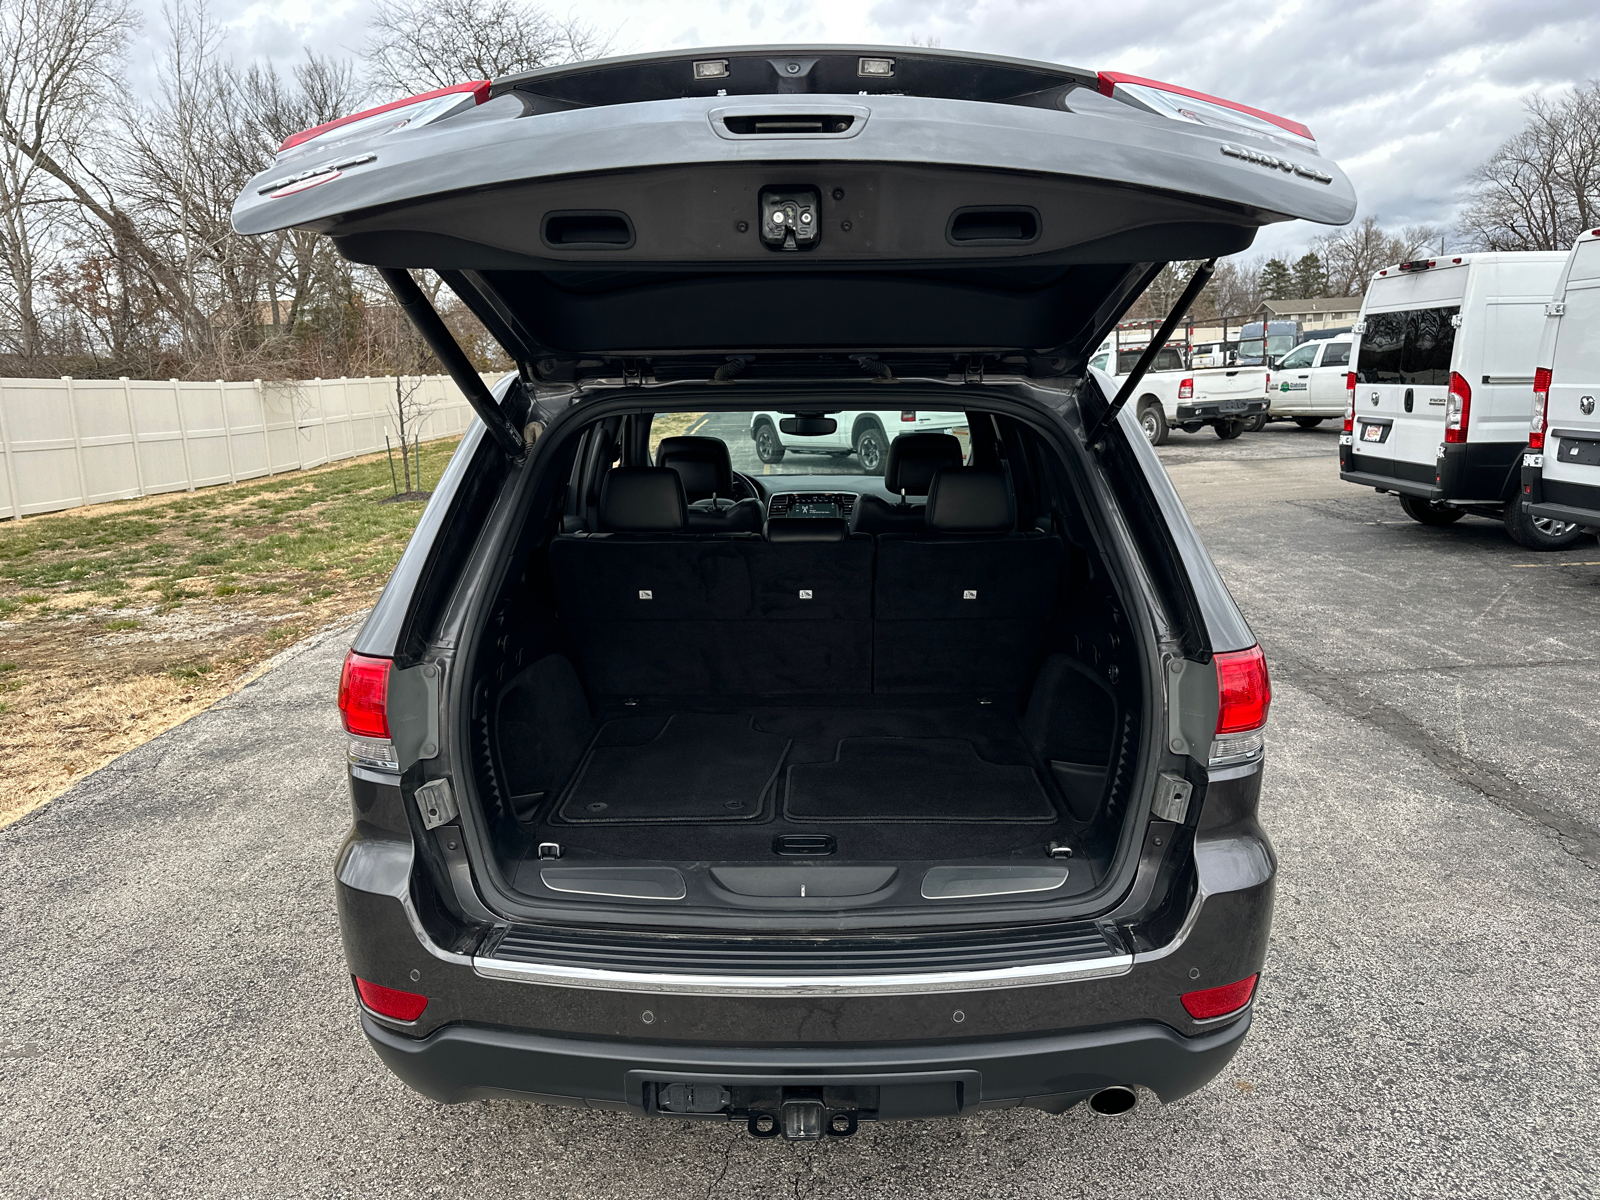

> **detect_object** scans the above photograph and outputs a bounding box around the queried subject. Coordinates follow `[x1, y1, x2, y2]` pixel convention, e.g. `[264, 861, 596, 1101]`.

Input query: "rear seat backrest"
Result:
[551, 470, 871, 696]
[654, 435, 762, 534]
[874, 468, 1064, 695]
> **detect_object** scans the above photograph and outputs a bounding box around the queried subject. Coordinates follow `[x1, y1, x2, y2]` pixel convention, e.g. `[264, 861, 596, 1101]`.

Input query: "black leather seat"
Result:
[852, 432, 965, 534]
[597, 467, 688, 533]
[655, 435, 762, 534]
[874, 468, 1064, 695]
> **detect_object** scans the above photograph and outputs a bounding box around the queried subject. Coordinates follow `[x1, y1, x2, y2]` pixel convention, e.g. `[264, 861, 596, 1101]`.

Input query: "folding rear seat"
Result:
[654, 435, 763, 534]
[851, 432, 965, 534]
[873, 468, 1065, 696]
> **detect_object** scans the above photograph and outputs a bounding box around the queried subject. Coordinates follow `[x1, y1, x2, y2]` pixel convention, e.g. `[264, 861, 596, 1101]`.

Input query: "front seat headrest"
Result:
[656, 435, 734, 502]
[765, 516, 849, 544]
[925, 469, 1015, 533]
[599, 468, 686, 532]
[884, 432, 965, 496]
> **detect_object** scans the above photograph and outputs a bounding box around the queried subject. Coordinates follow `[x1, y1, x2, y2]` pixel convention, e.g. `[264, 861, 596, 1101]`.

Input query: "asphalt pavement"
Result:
[2, 423, 1597, 1198]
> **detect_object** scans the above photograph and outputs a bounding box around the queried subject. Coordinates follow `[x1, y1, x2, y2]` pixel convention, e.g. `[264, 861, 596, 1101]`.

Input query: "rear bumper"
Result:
[362, 1009, 1252, 1115]
[1176, 400, 1268, 422]
[1522, 466, 1600, 529]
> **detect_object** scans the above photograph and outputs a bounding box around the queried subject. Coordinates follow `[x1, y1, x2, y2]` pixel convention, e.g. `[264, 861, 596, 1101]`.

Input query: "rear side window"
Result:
[1089, 353, 1109, 372]
[1321, 342, 1350, 367]
[1149, 347, 1185, 371]
[1358, 306, 1458, 386]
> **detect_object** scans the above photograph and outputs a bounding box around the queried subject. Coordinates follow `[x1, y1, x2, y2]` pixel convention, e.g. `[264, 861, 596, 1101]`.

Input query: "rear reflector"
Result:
[1444, 372, 1472, 444]
[338, 651, 392, 739]
[1530, 367, 1551, 450]
[1181, 973, 1258, 1019]
[1097, 72, 1316, 151]
[356, 978, 428, 1022]
[278, 81, 489, 154]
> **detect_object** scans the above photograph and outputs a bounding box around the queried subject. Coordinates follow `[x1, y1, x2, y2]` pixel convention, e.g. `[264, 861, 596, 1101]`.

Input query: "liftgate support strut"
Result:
[378, 266, 527, 458]
[1085, 258, 1218, 450]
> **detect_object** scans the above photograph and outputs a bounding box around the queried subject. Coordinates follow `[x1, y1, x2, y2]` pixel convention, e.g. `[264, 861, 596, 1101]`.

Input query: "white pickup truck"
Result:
[1088, 344, 1271, 444]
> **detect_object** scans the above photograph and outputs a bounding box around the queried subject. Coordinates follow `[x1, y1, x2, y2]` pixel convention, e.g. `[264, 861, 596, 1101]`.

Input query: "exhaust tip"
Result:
[1087, 1086, 1138, 1117]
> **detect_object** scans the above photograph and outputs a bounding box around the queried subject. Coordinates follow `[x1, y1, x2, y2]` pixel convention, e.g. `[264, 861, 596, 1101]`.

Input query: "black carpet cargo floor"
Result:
[555, 712, 790, 824]
[783, 736, 1056, 823]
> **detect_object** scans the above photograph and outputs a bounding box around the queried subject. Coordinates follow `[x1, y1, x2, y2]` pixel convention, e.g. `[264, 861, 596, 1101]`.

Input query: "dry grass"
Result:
[0, 438, 462, 828]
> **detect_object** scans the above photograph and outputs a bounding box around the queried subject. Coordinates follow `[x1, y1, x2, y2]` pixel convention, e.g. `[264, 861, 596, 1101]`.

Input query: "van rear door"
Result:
[1543, 238, 1600, 516]
[1351, 264, 1466, 491]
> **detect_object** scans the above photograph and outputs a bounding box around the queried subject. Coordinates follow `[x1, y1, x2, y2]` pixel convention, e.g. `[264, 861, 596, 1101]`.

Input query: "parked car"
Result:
[1520, 228, 1600, 543]
[1236, 318, 1298, 367]
[1265, 337, 1351, 426]
[750, 409, 966, 473]
[1087, 343, 1270, 444]
[1339, 251, 1584, 548]
[234, 45, 1354, 1137]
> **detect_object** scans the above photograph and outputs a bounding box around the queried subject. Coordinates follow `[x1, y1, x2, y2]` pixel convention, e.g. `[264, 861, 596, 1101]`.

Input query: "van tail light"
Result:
[1444, 372, 1472, 444]
[1211, 645, 1270, 763]
[339, 651, 399, 769]
[1529, 367, 1551, 450]
[356, 978, 429, 1022]
[1178, 378, 1194, 400]
[1343, 373, 1357, 433]
[1181, 973, 1258, 1019]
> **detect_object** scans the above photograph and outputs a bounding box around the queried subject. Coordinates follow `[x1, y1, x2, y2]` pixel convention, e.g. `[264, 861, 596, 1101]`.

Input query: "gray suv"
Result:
[235, 46, 1353, 1138]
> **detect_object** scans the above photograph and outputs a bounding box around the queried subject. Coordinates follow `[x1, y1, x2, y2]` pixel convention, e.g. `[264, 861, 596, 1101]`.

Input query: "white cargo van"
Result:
[1266, 336, 1352, 426]
[1521, 228, 1600, 541]
[1339, 251, 1584, 548]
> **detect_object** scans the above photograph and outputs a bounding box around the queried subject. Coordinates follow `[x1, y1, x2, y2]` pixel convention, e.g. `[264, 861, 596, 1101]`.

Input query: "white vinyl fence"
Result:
[0, 373, 501, 520]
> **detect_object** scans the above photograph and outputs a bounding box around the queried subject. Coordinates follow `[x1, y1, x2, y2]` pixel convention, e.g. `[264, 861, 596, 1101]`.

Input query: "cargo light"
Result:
[278, 80, 489, 154]
[1097, 72, 1316, 152]
[356, 978, 429, 1022]
[1178, 378, 1194, 400]
[1210, 645, 1270, 764]
[1444, 372, 1472, 444]
[339, 650, 399, 769]
[1398, 260, 1435, 272]
[1181, 973, 1258, 1020]
[1343, 372, 1357, 433]
[1530, 367, 1551, 450]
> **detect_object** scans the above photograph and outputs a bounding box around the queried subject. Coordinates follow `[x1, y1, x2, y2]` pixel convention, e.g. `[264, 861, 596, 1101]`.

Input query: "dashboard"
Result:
[766, 492, 859, 520]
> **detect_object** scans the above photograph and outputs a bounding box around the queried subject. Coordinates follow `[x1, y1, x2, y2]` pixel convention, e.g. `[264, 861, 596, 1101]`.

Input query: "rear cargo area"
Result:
[464, 408, 1148, 910]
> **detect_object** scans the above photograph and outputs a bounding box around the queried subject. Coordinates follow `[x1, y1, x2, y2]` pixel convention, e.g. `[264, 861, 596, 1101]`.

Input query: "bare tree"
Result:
[1312, 216, 1437, 295]
[0, 0, 136, 366]
[363, 0, 611, 97]
[1458, 82, 1600, 252]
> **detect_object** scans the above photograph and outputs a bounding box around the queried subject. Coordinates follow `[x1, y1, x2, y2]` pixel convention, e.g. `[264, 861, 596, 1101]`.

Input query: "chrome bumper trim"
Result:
[471, 952, 1134, 996]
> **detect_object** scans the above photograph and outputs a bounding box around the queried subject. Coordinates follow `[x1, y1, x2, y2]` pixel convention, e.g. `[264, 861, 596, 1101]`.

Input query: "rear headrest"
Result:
[765, 516, 850, 544]
[656, 435, 733, 501]
[599, 468, 686, 532]
[884, 432, 965, 496]
[925, 469, 1015, 533]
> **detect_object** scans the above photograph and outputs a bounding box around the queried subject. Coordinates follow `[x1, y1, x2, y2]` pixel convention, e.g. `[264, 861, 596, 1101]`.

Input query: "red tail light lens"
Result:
[1530, 367, 1551, 450]
[355, 978, 429, 1021]
[1181, 973, 1258, 1019]
[1343, 373, 1357, 433]
[279, 81, 490, 153]
[338, 651, 392, 738]
[1215, 645, 1271, 733]
[901, 411, 917, 423]
[1444, 372, 1472, 444]
[1178, 378, 1194, 400]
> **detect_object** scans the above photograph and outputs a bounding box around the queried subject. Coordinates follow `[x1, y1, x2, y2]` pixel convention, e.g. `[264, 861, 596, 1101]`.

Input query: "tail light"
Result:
[1181, 974, 1258, 1019]
[339, 651, 398, 769]
[1530, 367, 1551, 450]
[1444, 372, 1472, 444]
[1097, 72, 1317, 152]
[1264, 373, 1271, 392]
[901, 411, 917, 423]
[1211, 645, 1270, 764]
[1178, 378, 1194, 400]
[355, 978, 429, 1022]
[1343, 372, 1357, 433]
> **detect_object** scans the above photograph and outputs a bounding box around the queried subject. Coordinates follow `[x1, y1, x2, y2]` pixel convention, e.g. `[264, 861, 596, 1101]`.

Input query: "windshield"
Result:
[651, 410, 970, 478]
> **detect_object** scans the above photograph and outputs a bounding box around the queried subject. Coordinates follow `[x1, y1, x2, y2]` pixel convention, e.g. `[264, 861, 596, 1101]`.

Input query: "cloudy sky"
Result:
[136, 0, 1600, 261]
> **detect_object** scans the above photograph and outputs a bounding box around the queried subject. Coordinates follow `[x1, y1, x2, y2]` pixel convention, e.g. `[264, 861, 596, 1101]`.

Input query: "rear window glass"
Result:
[1321, 342, 1351, 367]
[1357, 307, 1458, 386]
[1569, 240, 1600, 283]
[650, 410, 969, 479]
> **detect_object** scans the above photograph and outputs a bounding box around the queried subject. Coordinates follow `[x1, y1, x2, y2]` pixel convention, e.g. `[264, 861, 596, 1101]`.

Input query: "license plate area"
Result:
[1361, 422, 1390, 444]
[1217, 399, 1246, 413]
[1557, 437, 1600, 467]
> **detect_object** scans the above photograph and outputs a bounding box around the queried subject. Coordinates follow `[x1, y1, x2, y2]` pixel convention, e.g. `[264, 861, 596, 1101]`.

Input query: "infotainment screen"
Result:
[791, 501, 841, 518]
